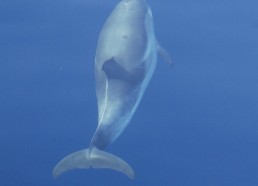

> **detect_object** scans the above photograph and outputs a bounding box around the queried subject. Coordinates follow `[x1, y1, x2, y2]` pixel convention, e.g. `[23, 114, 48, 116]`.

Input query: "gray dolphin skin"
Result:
[53, 0, 171, 179]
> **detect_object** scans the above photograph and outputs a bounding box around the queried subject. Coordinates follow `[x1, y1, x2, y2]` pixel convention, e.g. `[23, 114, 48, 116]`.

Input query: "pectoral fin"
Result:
[157, 43, 173, 67]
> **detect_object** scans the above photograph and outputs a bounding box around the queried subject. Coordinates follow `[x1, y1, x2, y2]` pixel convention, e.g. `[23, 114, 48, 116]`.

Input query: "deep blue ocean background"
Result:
[1, 0, 258, 185]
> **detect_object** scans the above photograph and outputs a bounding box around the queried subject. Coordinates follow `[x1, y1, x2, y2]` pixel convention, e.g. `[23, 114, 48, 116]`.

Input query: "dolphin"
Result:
[53, 0, 171, 179]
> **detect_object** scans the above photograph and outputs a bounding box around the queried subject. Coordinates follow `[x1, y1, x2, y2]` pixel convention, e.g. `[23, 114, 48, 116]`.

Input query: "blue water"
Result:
[1, 0, 258, 185]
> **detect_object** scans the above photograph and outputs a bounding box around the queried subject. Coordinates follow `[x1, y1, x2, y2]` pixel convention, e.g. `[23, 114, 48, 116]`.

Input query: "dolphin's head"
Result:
[120, 0, 149, 13]
[122, 0, 146, 4]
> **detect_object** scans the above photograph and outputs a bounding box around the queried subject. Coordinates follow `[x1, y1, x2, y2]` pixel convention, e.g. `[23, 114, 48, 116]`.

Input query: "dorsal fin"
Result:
[102, 57, 143, 85]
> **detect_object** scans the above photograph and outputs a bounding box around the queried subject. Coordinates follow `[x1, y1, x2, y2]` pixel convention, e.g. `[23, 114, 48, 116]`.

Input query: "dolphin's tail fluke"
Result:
[53, 147, 135, 179]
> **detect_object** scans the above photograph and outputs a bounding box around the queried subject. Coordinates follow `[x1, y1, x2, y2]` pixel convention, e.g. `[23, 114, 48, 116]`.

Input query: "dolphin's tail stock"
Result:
[53, 147, 135, 179]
